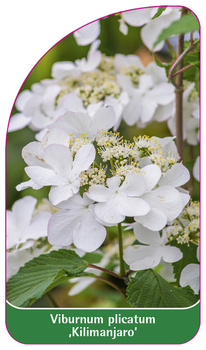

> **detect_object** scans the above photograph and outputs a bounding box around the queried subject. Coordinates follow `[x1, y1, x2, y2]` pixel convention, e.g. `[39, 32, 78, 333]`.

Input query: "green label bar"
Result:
[6, 301, 200, 344]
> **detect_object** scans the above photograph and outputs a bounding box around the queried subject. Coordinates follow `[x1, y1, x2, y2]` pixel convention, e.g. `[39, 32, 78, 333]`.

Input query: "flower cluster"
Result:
[7, 6, 200, 303]
[165, 201, 200, 245]
[6, 196, 53, 279]
[15, 120, 190, 254]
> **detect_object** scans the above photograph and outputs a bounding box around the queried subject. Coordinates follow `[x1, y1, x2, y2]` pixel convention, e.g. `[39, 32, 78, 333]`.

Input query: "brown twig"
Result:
[95, 276, 126, 297]
[173, 7, 188, 163]
[88, 263, 122, 279]
[168, 41, 199, 89]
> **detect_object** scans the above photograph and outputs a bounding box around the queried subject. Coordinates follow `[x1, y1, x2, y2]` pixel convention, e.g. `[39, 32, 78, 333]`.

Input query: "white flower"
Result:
[134, 163, 190, 231]
[8, 84, 65, 132]
[8, 90, 34, 132]
[8, 41, 102, 134]
[48, 193, 107, 252]
[16, 128, 72, 191]
[122, 8, 156, 28]
[52, 40, 102, 79]
[73, 21, 100, 46]
[117, 72, 174, 126]
[120, 7, 181, 52]
[18, 143, 96, 205]
[52, 106, 116, 139]
[180, 247, 199, 294]
[167, 83, 199, 145]
[141, 7, 181, 51]
[114, 53, 146, 73]
[7, 196, 51, 251]
[123, 223, 183, 270]
[7, 247, 46, 280]
[193, 156, 199, 181]
[87, 169, 155, 225]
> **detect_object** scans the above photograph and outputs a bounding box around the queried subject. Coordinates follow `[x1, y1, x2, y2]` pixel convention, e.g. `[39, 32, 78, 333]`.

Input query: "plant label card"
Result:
[6, 5, 200, 345]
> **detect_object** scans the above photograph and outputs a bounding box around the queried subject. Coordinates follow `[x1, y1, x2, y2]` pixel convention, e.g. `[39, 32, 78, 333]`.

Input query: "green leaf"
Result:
[126, 269, 198, 307]
[7, 249, 88, 307]
[171, 242, 199, 284]
[153, 55, 171, 77]
[152, 7, 167, 19]
[183, 40, 200, 86]
[154, 13, 199, 48]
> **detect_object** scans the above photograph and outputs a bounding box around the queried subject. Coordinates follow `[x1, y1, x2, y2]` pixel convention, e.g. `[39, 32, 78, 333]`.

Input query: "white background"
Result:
[1, 0, 205, 348]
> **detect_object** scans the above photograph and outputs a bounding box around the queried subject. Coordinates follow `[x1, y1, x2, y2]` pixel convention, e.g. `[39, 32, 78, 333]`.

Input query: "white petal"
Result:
[94, 200, 125, 225]
[177, 187, 190, 207]
[73, 210, 106, 252]
[42, 127, 71, 148]
[117, 195, 150, 217]
[22, 141, 44, 166]
[119, 173, 147, 196]
[8, 113, 31, 132]
[134, 208, 167, 231]
[142, 186, 187, 221]
[57, 92, 85, 113]
[15, 90, 33, 111]
[73, 21, 100, 46]
[56, 111, 91, 136]
[48, 211, 78, 246]
[122, 97, 141, 125]
[49, 184, 77, 205]
[193, 156, 199, 181]
[114, 54, 145, 72]
[43, 144, 73, 174]
[11, 196, 37, 229]
[25, 166, 58, 186]
[91, 107, 115, 135]
[124, 245, 161, 270]
[87, 184, 112, 202]
[140, 97, 157, 123]
[16, 179, 43, 191]
[71, 143, 96, 177]
[139, 164, 161, 192]
[51, 61, 76, 79]
[153, 103, 174, 122]
[122, 8, 153, 26]
[158, 163, 190, 187]
[28, 212, 52, 240]
[196, 246, 199, 261]
[106, 176, 121, 190]
[180, 263, 199, 294]
[161, 246, 183, 263]
[148, 83, 175, 105]
[141, 10, 180, 51]
[139, 74, 154, 91]
[119, 19, 128, 35]
[57, 193, 93, 210]
[69, 277, 95, 296]
[116, 74, 135, 95]
[133, 223, 160, 245]
[79, 42, 102, 72]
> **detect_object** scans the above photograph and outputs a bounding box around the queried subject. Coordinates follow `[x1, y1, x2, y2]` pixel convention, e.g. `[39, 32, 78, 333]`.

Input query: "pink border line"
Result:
[5, 4, 201, 346]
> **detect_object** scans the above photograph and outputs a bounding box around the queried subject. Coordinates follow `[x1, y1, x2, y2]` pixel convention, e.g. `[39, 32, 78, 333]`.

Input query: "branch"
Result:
[95, 276, 126, 297]
[168, 40, 199, 89]
[88, 263, 122, 279]
[172, 7, 188, 162]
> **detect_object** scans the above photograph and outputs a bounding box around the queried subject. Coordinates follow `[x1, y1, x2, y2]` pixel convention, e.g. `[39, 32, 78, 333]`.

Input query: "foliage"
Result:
[126, 269, 198, 307]
[154, 12, 199, 48]
[7, 249, 88, 307]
